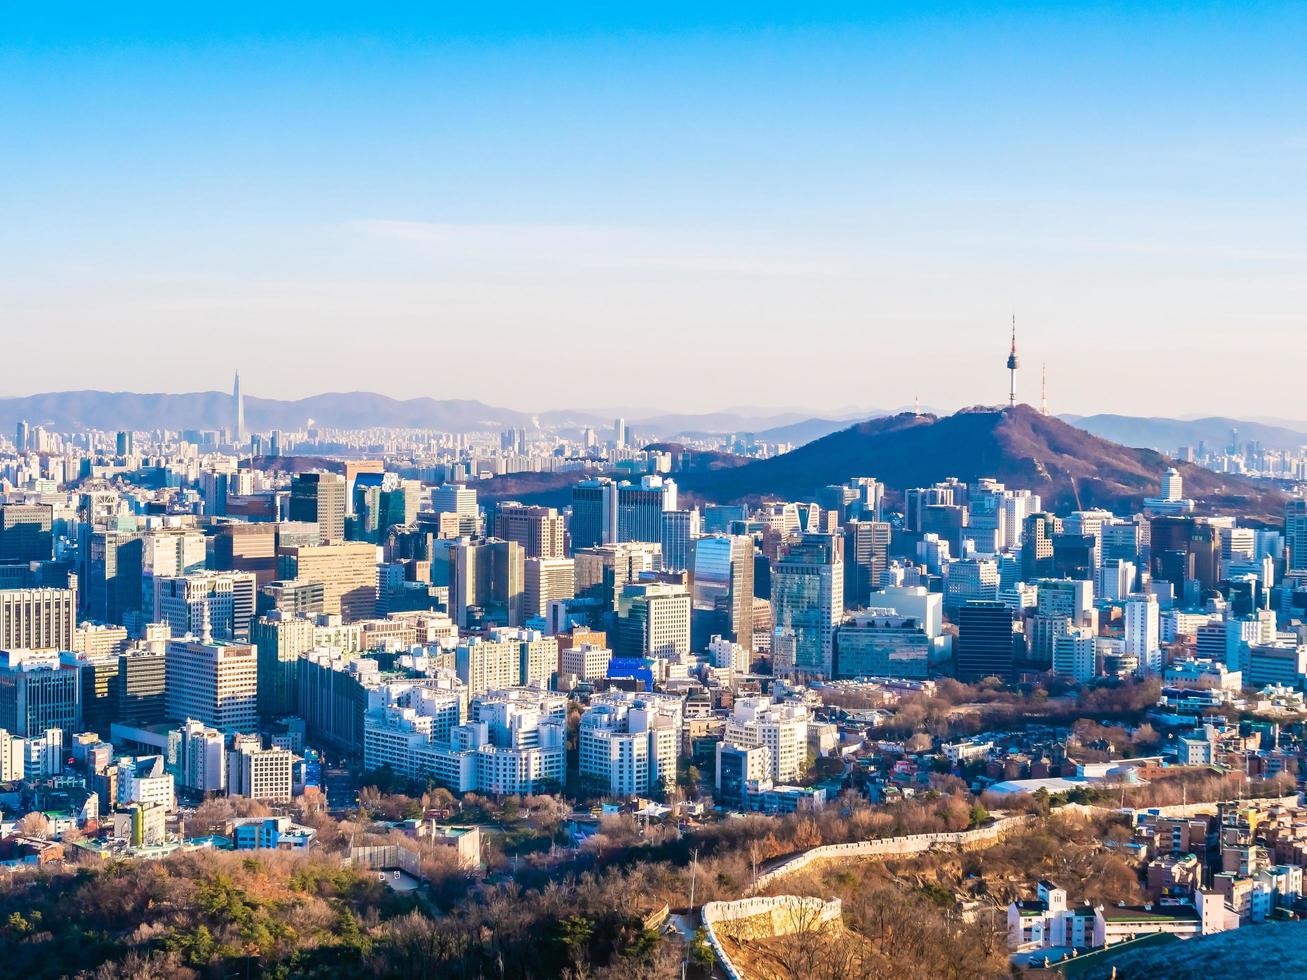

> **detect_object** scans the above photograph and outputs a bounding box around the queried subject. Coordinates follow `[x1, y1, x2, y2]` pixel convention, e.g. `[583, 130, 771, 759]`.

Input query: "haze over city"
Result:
[5, 4, 1306, 415]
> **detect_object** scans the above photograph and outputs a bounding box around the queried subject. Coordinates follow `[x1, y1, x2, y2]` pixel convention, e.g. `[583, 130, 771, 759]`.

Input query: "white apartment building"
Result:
[174, 718, 226, 793]
[580, 691, 683, 797]
[1052, 626, 1097, 684]
[366, 690, 565, 795]
[118, 755, 176, 811]
[560, 642, 612, 682]
[722, 697, 809, 784]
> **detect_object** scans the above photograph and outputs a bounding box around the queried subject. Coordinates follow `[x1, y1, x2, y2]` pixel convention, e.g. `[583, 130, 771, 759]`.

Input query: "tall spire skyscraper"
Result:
[1006, 316, 1019, 408]
[232, 371, 245, 443]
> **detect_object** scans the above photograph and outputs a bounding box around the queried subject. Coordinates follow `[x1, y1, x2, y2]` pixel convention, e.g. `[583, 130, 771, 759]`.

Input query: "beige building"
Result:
[448, 538, 523, 628]
[560, 643, 612, 682]
[165, 639, 258, 733]
[279, 541, 378, 621]
[494, 504, 566, 559]
[0, 587, 76, 651]
[524, 557, 575, 620]
[230, 742, 294, 802]
[73, 623, 130, 659]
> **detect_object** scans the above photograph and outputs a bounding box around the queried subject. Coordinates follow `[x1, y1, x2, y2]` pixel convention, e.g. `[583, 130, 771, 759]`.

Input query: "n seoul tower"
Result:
[1006, 316, 1019, 408]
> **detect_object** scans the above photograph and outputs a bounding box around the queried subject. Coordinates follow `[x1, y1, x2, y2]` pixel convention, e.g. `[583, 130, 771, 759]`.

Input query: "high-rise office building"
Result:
[570, 478, 617, 549]
[251, 612, 316, 717]
[83, 529, 144, 625]
[199, 470, 231, 517]
[955, 600, 1015, 682]
[690, 534, 754, 649]
[14, 420, 29, 454]
[523, 557, 575, 621]
[1021, 513, 1063, 581]
[0, 587, 76, 651]
[495, 503, 566, 559]
[289, 472, 347, 542]
[114, 646, 167, 725]
[232, 371, 245, 444]
[0, 504, 54, 565]
[174, 719, 227, 793]
[229, 739, 294, 802]
[843, 520, 891, 608]
[278, 541, 377, 622]
[660, 508, 700, 573]
[820, 477, 884, 525]
[771, 533, 844, 678]
[570, 476, 677, 549]
[618, 476, 677, 544]
[1052, 626, 1097, 683]
[164, 638, 258, 733]
[431, 484, 479, 532]
[834, 613, 931, 679]
[0, 649, 80, 738]
[1123, 592, 1161, 664]
[210, 521, 279, 586]
[448, 538, 524, 628]
[154, 570, 258, 641]
[1150, 516, 1221, 595]
[615, 582, 691, 660]
[352, 476, 422, 544]
[1286, 500, 1307, 573]
[573, 542, 663, 609]
[66, 650, 118, 738]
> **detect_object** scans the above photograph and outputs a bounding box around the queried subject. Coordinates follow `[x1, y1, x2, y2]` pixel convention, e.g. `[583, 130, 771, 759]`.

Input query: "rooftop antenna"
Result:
[1006, 315, 1020, 409]
[1040, 362, 1048, 416]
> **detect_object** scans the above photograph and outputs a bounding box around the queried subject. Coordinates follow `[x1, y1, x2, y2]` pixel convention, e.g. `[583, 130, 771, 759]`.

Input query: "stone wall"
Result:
[749, 814, 1031, 892]
[701, 895, 843, 980]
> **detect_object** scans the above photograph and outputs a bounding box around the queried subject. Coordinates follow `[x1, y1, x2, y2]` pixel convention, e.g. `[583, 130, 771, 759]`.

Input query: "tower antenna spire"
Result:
[1006, 314, 1020, 408]
[1040, 362, 1048, 416]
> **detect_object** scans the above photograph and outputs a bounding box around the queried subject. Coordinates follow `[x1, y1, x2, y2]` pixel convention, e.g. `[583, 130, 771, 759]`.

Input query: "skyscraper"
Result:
[1286, 499, 1307, 573]
[771, 533, 844, 678]
[0, 649, 80, 738]
[690, 534, 755, 649]
[523, 557, 575, 621]
[660, 508, 700, 573]
[0, 504, 54, 565]
[289, 472, 347, 542]
[448, 538, 524, 628]
[618, 476, 677, 544]
[0, 587, 76, 653]
[232, 370, 245, 444]
[165, 638, 258, 733]
[570, 478, 617, 549]
[495, 503, 566, 559]
[278, 541, 378, 622]
[843, 520, 891, 607]
[956, 600, 1015, 682]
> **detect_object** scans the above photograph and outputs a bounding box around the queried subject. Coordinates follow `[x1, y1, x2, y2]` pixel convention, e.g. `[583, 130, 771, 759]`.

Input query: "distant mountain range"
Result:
[0, 389, 873, 442]
[1062, 414, 1307, 453]
[2, 390, 1303, 483]
[675, 405, 1287, 522]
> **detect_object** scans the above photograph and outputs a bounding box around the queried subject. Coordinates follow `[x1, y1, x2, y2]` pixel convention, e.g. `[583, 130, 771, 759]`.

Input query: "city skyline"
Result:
[5, 4, 1306, 416]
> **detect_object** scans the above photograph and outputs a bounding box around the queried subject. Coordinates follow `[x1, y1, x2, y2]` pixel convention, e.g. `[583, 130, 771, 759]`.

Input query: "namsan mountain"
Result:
[677, 404, 1287, 521]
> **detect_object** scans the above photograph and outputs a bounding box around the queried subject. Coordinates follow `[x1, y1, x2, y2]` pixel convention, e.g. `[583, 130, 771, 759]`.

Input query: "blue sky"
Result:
[3, 3, 1305, 416]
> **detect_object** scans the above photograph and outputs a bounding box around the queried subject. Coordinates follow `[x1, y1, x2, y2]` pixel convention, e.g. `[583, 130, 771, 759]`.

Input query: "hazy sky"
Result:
[4, 4, 1305, 417]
